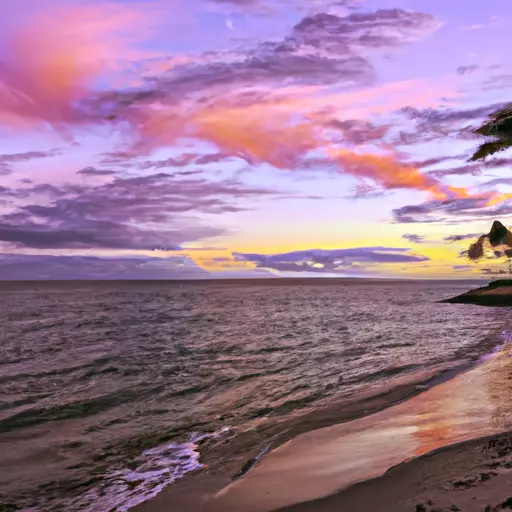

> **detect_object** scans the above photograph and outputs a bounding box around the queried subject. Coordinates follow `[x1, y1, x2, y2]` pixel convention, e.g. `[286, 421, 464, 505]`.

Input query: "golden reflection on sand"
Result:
[208, 344, 512, 512]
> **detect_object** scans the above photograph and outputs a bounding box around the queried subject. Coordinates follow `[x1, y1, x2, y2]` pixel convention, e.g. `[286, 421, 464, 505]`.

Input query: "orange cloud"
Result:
[131, 87, 471, 200]
[486, 192, 512, 207]
[133, 99, 321, 168]
[328, 149, 457, 199]
[119, 76, 468, 199]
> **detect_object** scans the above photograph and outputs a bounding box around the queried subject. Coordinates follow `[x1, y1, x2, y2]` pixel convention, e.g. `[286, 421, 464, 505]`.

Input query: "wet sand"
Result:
[203, 343, 512, 512]
[279, 431, 512, 512]
[134, 341, 512, 512]
[133, 356, 500, 512]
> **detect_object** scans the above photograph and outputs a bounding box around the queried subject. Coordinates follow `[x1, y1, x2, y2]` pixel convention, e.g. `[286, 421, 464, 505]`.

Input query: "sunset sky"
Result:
[1, 0, 511, 279]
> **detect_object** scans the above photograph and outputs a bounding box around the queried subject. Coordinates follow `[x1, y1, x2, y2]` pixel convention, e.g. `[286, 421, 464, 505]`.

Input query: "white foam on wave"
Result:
[478, 330, 512, 363]
[61, 427, 231, 512]
[500, 329, 512, 343]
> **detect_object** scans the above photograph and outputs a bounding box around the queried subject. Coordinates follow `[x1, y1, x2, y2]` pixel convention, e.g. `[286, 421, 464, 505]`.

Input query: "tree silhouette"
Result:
[470, 105, 512, 161]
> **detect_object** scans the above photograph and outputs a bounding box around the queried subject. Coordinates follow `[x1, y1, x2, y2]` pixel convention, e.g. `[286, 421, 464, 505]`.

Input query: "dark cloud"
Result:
[393, 198, 512, 224]
[481, 266, 512, 275]
[350, 182, 390, 199]
[0, 183, 72, 200]
[402, 234, 425, 244]
[0, 254, 208, 280]
[0, 150, 59, 176]
[402, 103, 507, 126]
[140, 152, 229, 170]
[327, 119, 390, 145]
[77, 167, 117, 177]
[426, 157, 512, 178]
[426, 163, 483, 178]
[235, 246, 430, 273]
[100, 151, 139, 166]
[98, 7, 439, 124]
[456, 65, 479, 75]
[288, 9, 438, 55]
[480, 73, 512, 92]
[0, 174, 277, 250]
[444, 233, 480, 243]
[412, 155, 464, 169]
[479, 177, 512, 189]
[145, 52, 374, 93]
[394, 102, 509, 147]
[0, 150, 59, 164]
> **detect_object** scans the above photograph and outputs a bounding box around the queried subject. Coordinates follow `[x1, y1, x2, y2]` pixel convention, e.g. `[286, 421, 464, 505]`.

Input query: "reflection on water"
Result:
[211, 337, 512, 512]
[4, 281, 504, 510]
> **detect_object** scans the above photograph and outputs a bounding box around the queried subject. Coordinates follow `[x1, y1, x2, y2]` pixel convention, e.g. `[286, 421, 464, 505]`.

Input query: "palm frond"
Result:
[469, 139, 512, 161]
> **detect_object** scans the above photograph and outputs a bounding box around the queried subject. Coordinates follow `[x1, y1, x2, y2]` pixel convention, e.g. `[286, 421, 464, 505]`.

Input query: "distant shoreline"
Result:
[440, 279, 512, 306]
[0, 277, 490, 285]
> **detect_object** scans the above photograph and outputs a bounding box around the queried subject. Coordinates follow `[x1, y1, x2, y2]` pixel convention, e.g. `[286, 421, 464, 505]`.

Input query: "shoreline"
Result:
[199, 340, 512, 512]
[277, 430, 512, 512]
[133, 352, 495, 512]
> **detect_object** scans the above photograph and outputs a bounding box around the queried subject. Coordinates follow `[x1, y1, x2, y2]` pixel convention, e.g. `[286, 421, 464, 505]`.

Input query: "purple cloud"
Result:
[393, 102, 510, 148]
[235, 246, 430, 273]
[0, 173, 277, 250]
[140, 152, 228, 170]
[393, 198, 512, 224]
[444, 233, 480, 243]
[456, 65, 479, 75]
[0, 149, 60, 176]
[77, 167, 118, 177]
[412, 155, 464, 169]
[0, 254, 208, 280]
[288, 9, 439, 55]
[426, 164, 483, 178]
[402, 234, 425, 244]
[0, 150, 59, 163]
[327, 119, 390, 145]
[97, 7, 440, 128]
[0, 164, 12, 176]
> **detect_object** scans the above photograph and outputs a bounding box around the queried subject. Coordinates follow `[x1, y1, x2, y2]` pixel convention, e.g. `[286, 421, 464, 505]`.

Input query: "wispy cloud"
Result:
[393, 198, 512, 224]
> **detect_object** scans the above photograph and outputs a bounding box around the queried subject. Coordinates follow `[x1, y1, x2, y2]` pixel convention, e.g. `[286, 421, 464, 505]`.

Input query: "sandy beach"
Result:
[135, 339, 512, 512]
[278, 431, 512, 512]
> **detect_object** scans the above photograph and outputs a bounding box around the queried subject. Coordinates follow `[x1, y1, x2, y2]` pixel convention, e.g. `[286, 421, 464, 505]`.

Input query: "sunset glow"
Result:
[1, 0, 512, 279]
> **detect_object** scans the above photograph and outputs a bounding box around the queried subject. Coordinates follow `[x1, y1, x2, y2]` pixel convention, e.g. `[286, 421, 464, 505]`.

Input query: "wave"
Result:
[57, 428, 231, 512]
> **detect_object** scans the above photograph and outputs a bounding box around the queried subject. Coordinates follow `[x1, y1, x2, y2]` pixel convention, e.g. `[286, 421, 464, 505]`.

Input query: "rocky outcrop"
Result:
[468, 221, 512, 260]
[440, 280, 512, 306]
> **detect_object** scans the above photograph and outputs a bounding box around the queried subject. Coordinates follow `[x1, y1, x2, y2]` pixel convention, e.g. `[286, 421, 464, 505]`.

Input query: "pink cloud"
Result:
[0, 2, 150, 130]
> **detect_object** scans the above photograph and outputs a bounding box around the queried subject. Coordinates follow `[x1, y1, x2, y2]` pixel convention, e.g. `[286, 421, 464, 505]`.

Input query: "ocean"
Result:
[1, 279, 510, 511]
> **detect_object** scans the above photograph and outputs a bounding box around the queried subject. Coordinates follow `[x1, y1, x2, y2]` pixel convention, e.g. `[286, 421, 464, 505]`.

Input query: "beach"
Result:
[1, 279, 510, 511]
[136, 332, 512, 512]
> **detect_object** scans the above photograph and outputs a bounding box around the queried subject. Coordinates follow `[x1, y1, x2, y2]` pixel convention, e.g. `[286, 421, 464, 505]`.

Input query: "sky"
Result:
[0, 0, 512, 280]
